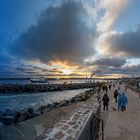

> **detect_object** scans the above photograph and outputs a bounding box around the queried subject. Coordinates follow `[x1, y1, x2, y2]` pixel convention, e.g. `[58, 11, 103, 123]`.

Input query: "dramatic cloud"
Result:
[97, 0, 128, 32]
[123, 64, 140, 75]
[10, 0, 96, 64]
[1, 0, 140, 78]
[86, 57, 126, 77]
[89, 57, 126, 67]
[99, 27, 140, 58]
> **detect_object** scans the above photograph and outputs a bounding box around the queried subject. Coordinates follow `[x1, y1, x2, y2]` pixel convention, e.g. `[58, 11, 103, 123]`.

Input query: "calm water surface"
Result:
[0, 88, 91, 111]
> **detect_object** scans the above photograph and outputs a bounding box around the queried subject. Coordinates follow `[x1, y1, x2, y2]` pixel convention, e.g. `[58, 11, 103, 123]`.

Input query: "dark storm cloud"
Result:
[10, 0, 96, 63]
[87, 57, 126, 68]
[106, 26, 140, 58]
[87, 57, 127, 76]
[91, 63, 140, 77]
[123, 64, 140, 75]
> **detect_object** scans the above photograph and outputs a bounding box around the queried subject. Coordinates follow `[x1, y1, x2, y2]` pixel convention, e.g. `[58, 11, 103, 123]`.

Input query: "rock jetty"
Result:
[0, 83, 100, 93]
[0, 88, 97, 127]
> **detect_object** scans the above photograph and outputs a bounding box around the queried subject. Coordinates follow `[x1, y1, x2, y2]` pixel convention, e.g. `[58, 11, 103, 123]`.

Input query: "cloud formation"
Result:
[86, 57, 126, 77]
[89, 57, 126, 68]
[99, 27, 140, 58]
[97, 0, 128, 32]
[1, 0, 140, 78]
[10, 0, 96, 64]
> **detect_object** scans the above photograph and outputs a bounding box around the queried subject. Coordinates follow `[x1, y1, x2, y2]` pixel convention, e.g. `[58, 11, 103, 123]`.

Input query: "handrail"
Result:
[94, 114, 104, 140]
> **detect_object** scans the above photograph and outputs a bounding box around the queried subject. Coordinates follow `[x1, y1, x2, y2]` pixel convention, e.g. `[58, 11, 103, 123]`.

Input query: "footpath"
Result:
[101, 84, 140, 140]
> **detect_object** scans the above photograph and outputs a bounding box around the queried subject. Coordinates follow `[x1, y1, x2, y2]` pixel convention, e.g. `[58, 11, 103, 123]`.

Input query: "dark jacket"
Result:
[114, 91, 118, 98]
[102, 94, 109, 105]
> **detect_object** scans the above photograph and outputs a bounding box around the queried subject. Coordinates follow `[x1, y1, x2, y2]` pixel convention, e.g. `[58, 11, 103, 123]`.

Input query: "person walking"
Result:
[109, 84, 112, 90]
[114, 90, 119, 103]
[117, 93, 121, 111]
[125, 85, 127, 92]
[102, 85, 106, 93]
[102, 94, 109, 111]
[105, 85, 108, 94]
[120, 93, 128, 112]
[138, 92, 140, 99]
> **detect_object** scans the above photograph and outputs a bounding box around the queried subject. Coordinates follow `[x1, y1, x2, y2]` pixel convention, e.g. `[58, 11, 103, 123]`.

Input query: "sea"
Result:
[0, 78, 104, 112]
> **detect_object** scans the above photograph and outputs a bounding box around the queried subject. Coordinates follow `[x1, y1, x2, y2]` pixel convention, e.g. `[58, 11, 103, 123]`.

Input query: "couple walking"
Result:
[102, 90, 128, 112]
[114, 89, 128, 111]
[117, 93, 128, 112]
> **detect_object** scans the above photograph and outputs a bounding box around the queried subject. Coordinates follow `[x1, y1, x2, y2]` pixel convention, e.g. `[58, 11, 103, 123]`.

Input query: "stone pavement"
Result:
[42, 95, 99, 140]
[101, 83, 140, 140]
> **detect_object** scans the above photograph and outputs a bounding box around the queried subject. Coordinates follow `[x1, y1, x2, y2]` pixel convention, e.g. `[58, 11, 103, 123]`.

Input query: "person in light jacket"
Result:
[120, 93, 128, 112]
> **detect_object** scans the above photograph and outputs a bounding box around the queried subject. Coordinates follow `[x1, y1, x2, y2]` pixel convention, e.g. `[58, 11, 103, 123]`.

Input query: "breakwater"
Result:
[0, 83, 100, 93]
[0, 89, 97, 127]
[39, 93, 100, 140]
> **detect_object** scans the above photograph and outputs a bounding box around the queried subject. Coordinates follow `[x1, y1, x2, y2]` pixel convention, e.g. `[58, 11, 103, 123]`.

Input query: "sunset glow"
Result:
[1, 0, 140, 79]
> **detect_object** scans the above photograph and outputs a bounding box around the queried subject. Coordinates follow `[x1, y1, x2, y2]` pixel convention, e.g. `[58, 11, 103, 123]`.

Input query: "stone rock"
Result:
[4, 109, 14, 116]
[0, 115, 14, 125]
[61, 125, 69, 130]
[0, 121, 4, 128]
[83, 110, 90, 114]
[47, 104, 54, 110]
[57, 100, 68, 108]
[68, 121, 76, 125]
[0, 109, 15, 125]
[66, 136, 75, 140]
[73, 125, 78, 129]
[27, 108, 34, 114]
[14, 111, 21, 123]
[53, 122, 63, 128]
[67, 129, 74, 135]
[54, 131, 64, 139]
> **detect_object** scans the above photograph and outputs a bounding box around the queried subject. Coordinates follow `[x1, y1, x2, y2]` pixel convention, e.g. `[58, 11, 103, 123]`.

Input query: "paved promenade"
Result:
[101, 84, 140, 140]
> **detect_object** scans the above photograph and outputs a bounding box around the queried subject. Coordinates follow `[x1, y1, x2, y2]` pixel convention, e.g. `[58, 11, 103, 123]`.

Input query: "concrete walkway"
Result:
[101, 84, 140, 140]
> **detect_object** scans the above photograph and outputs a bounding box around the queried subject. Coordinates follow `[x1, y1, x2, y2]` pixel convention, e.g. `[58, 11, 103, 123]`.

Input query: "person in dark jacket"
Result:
[117, 93, 121, 111]
[102, 94, 109, 111]
[114, 90, 119, 103]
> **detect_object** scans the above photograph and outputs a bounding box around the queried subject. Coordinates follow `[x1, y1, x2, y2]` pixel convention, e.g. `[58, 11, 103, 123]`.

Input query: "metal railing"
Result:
[76, 105, 104, 140]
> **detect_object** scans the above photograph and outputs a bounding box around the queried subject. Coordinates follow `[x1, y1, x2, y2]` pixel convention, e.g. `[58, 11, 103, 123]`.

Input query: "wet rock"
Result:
[53, 102, 59, 108]
[0, 121, 4, 128]
[0, 115, 14, 125]
[23, 107, 36, 120]
[70, 98, 76, 103]
[0, 109, 15, 125]
[47, 104, 54, 110]
[57, 100, 69, 108]
[27, 108, 33, 114]
[0, 82, 100, 93]
[14, 111, 21, 123]
[38, 106, 46, 114]
[4, 109, 15, 116]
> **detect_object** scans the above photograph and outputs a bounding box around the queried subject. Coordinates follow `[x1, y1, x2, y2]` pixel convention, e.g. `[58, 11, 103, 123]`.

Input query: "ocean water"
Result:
[0, 88, 91, 112]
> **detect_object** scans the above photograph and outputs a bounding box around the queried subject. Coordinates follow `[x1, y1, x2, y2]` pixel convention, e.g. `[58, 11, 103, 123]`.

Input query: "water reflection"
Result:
[0, 88, 90, 111]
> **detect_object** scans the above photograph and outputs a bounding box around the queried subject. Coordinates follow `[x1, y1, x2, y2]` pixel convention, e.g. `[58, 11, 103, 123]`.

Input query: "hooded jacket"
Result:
[102, 94, 109, 105]
[120, 93, 128, 107]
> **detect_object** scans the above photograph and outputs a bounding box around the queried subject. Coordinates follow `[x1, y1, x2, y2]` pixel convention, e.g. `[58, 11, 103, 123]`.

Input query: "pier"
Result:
[100, 83, 140, 140]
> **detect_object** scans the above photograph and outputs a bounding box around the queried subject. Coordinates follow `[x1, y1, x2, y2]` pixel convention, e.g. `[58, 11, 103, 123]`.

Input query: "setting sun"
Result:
[61, 69, 73, 75]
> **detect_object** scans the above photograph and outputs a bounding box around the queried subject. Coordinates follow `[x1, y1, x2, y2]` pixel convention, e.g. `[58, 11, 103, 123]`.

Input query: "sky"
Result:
[1, 0, 140, 78]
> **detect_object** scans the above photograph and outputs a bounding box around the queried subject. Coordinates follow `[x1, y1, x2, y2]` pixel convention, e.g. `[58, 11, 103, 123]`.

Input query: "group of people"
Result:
[114, 90, 128, 112]
[102, 83, 128, 112]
